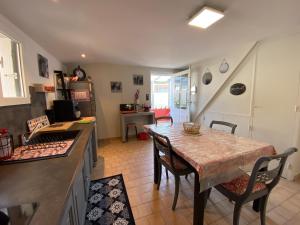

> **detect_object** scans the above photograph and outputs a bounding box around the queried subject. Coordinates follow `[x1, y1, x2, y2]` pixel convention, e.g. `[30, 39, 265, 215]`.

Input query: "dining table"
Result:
[144, 123, 276, 225]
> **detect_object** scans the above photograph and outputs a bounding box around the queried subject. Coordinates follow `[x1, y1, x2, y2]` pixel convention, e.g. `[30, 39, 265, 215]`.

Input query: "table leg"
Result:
[153, 144, 158, 184]
[193, 172, 208, 225]
[121, 117, 126, 142]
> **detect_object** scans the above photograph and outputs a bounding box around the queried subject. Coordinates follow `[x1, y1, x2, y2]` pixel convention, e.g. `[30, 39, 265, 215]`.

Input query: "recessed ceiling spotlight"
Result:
[81, 53, 86, 58]
[188, 6, 224, 29]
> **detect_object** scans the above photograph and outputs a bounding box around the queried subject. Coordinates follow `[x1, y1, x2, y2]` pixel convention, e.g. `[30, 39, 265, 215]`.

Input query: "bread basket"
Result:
[183, 122, 201, 135]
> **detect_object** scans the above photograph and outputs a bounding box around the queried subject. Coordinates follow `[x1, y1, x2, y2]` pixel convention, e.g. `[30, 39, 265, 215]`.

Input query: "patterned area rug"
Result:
[85, 174, 135, 225]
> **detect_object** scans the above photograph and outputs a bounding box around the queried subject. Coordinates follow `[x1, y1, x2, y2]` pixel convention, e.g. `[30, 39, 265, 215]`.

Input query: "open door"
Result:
[170, 69, 190, 123]
[150, 69, 190, 123]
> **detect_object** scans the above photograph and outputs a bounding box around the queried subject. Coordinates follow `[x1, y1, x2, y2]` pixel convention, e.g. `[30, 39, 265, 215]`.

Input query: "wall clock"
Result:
[73, 66, 86, 81]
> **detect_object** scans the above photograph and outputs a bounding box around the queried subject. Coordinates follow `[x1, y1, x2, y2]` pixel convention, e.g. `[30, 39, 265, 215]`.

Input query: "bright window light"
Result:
[188, 6, 224, 29]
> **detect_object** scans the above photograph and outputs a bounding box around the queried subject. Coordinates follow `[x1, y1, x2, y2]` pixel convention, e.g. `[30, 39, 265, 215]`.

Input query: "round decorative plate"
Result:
[230, 83, 246, 95]
[219, 60, 229, 73]
[202, 71, 212, 85]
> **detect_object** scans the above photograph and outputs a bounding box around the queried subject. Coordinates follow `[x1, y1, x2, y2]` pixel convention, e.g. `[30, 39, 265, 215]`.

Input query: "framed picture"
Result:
[133, 74, 143, 85]
[111, 81, 122, 93]
[37, 54, 49, 78]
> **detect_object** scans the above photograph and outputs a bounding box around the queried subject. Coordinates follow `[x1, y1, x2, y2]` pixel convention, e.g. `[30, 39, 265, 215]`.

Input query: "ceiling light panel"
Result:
[188, 6, 224, 29]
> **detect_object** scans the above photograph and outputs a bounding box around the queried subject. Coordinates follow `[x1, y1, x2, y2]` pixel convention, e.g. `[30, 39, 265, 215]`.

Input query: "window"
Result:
[0, 32, 25, 98]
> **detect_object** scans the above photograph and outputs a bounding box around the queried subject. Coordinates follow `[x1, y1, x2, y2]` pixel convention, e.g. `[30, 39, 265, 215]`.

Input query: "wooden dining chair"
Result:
[154, 116, 174, 179]
[152, 131, 194, 210]
[155, 116, 174, 126]
[210, 120, 237, 134]
[214, 147, 297, 225]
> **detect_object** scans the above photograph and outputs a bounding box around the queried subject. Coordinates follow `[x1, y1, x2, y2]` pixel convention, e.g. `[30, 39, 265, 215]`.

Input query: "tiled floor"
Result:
[92, 138, 300, 225]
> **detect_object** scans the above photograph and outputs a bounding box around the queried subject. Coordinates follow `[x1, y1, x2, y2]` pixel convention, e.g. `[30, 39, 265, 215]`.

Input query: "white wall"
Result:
[191, 33, 300, 180]
[66, 63, 173, 139]
[0, 13, 62, 107]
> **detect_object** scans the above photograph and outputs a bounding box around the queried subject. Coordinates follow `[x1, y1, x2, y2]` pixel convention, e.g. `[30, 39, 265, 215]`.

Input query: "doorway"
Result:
[151, 70, 190, 123]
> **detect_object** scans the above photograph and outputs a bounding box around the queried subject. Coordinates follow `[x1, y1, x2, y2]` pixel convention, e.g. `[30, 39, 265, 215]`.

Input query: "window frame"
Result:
[0, 31, 29, 106]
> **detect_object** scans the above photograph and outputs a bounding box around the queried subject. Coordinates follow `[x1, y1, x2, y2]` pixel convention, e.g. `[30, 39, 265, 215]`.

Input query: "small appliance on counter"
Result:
[53, 100, 81, 122]
[120, 104, 136, 113]
[0, 202, 38, 225]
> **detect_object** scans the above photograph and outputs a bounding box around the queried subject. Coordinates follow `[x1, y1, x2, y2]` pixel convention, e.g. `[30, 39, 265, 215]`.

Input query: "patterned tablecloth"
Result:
[144, 123, 276, 190]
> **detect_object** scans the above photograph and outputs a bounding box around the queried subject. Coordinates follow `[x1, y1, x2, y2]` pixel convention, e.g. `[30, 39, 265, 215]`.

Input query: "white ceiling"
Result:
[0, 0, 300, 68]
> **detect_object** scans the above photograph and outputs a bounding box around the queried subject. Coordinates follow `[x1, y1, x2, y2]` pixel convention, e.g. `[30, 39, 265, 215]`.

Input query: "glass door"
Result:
[170, 70, 190, 123]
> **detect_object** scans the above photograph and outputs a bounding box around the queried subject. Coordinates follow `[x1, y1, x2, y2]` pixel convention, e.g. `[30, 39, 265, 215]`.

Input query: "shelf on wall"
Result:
[33, 84, 55, 93]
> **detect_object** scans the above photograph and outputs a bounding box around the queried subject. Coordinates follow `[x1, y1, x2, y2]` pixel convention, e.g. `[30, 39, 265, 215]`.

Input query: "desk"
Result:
[144, 123, 275, 225]
[120, 112, 155, 142]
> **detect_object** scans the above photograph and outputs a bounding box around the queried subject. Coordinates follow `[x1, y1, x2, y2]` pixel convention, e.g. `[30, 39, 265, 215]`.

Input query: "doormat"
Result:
[85, 174, 135, 225]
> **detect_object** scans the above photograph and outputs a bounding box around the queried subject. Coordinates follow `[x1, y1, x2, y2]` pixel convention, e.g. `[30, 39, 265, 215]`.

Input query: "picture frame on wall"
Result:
[133, 74, 143, 85]
[111, 81, 122, 93]
[37, 54, 49, 78]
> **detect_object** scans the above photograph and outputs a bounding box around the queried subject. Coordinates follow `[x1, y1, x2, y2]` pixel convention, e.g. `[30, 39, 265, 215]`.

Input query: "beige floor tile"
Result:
[146, 212, 166, 225]
[96, 139, 300, 225]
[135, 217, 150, 225]
[285, 212, 300, 225]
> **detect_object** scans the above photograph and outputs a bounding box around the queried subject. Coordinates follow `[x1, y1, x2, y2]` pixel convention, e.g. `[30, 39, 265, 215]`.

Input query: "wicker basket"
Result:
[183, 122, 201, 135]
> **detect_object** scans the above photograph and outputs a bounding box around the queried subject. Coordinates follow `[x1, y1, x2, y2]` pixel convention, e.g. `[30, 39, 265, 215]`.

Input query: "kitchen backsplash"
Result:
[0, 86, 47, 146]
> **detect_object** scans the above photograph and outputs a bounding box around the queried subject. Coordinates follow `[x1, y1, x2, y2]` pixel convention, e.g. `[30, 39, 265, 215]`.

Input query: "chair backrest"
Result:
[210, 120, 237, 134]
[155, 116, 174, 126]
[243, 147, 297, 198]
[152, 131, 178, 170]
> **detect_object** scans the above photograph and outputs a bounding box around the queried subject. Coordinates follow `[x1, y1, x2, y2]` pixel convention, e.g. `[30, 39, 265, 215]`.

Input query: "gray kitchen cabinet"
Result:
[60, 137, 94, 225]
[91, 125, 98, 167]
[83, 142, 92, 200]
[60, 190, 78, 225]
[87, 137, 94, 173]
[73, 162, 87, 225]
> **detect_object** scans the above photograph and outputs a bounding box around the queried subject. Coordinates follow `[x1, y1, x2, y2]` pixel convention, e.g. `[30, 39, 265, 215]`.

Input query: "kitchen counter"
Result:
[0, 123, 95, 225]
